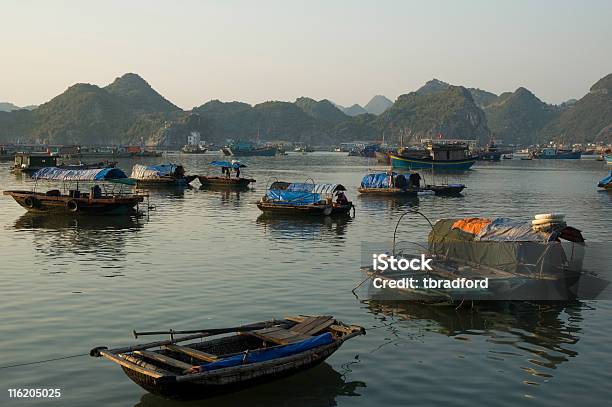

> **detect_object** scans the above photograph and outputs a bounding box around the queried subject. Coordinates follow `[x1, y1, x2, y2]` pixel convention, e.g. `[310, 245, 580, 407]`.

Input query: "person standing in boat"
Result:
[409, 172, 422, 189]
[235, 166, 241, 178]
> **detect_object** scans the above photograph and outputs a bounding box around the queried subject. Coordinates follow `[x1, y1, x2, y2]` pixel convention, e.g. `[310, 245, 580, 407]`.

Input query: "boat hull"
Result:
[358, 185, 464, 196]
[121, 340, 342, 399]
[390, 154, 476, 171]
[3, 190, 143, 215]
[538, 151, 581, 159]
[135, 175, 197, 187]
[198, 176, 255, 187]
[257, 201, 353, 216]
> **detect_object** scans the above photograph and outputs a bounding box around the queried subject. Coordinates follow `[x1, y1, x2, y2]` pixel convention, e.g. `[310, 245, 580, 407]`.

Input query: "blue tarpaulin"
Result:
[476, 218, 556, 242]
[32, 167, 128, 181]
[285, 183, 345, 194]
[266, 190, 321, 205]
[198, 332, 333, 372]
[361, 173, 393, 188]
[209, 160, 247, 169]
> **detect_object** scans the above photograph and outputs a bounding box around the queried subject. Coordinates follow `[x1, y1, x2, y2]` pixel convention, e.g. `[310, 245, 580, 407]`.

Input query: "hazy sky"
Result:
[2, 0, 611, 109]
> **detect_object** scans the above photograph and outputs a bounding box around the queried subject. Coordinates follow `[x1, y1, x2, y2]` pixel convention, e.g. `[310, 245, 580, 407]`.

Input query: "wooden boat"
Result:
[221, 141, 277, 157]
[90, 315, 364, 399]
[258, 181, 354, 216]
[358, 172, 465, 196]
[3, 167, 144, 215]
[198, 160, 256, 188]
[391, 143, 476, 171]
[10, 153, 116, 174]
[130, 164, 196, 187]
[598, 171, 612, 190]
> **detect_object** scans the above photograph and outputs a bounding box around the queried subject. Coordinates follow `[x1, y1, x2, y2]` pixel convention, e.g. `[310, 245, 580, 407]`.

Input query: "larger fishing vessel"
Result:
[390, 142, 476, 171]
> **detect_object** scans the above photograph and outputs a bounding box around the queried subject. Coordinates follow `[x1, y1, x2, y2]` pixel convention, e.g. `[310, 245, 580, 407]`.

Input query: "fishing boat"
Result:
[606, 154, 612, 165]
[181, 145, 208, 154]
[221, 141, 277, 157]
[390, 143, 476, 171]
[130, 164, 197, 187]
[362, 212, 587, 302]
[197, 160, 256, 188]
[90, 315, 365, 399]
[3, 167, 144, 215]
[257, 182, 353, 216]
[358, 172, 465, 196]
[598, 170, 612, 190]
[535, 147, 581, 159]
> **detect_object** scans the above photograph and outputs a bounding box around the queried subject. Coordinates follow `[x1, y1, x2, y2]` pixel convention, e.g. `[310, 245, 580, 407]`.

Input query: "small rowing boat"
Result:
[598, 170, 612, 190]
[197, 160, 255, 188]
[257, 181, 354, 216]
[90, 315, 364, 399]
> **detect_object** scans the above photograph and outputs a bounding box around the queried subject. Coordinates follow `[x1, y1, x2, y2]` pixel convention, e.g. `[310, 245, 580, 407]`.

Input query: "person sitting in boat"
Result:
[336, 191, 349, 205]
[408, 172, 422, 189]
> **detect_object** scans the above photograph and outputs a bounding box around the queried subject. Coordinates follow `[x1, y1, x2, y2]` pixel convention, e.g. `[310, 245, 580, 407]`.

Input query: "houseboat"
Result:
[258, 182, 353, 216]
[221, 141, 277, 157]
[358, 172, 465, 196]
[130, 164, 197, 187]
[390, 142, 476, 171]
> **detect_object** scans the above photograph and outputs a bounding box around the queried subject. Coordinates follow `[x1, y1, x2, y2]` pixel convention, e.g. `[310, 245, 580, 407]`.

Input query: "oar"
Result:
[133, 320, 285, 339]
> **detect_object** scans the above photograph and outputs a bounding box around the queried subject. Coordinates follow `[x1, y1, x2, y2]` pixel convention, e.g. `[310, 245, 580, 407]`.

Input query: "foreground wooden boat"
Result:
[90, 315, 364, 399]
[258, 181, 354, 216]
[3, 167, 144, 215]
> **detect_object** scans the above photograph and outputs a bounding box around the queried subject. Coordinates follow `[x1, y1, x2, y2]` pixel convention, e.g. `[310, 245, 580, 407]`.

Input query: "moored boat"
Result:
[390, 143, 476, 171]
[358, 172, 465, 196]
[198, 160, 256, 188]
[10, 153, 117, 174]
[258, 182, 353, 216]
[535, 148, 581, 159]
[3, 167, 144, 215]
[90, 315, 365, 399]
[221, 141, 277, 157]
[606, 154, 612, 165]
[130, 164, 197, 187]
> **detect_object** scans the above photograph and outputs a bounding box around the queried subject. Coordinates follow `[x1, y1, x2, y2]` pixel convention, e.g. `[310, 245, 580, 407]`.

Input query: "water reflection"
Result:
[365, 300, 583, 382]
[256, 214, 353, 240]
[134, 362, 365, 407]
[198, 185, 254, 205]
[357, 195, 419, 215]
[12, 213, 144, 275]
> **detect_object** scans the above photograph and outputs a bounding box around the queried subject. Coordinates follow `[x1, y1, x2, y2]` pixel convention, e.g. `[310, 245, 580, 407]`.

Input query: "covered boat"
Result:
[90, 315, 364, 399]
[198, 160, 255, 188]
[221, 141, 277, 157]
[257, 182, 353, 216]
[358, 172, 465, 196]
[598, 170, 612, 190]
[130, 164, 196, 187]
[3, 167, 144, 215]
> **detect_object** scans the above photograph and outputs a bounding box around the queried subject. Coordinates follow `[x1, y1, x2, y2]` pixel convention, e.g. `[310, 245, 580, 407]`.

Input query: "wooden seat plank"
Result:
[247, 327, 310, 345]
[164, 344, 218, 362]
[134, 350, 194, 371]
[290, 316, 333, 335]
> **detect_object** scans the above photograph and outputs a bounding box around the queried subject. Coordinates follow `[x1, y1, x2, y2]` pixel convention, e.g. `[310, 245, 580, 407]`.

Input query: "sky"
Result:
[1, 0, 611, 109]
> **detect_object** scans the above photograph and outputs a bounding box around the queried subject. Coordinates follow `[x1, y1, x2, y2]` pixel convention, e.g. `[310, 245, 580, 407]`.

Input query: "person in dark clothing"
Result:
[336, 191, 349, 205]
[408, 172, 421, 189]
[235, 167, 241, 178]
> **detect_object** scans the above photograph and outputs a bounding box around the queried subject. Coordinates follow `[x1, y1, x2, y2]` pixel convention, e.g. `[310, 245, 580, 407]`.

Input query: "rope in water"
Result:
[0, 353, 88, 370]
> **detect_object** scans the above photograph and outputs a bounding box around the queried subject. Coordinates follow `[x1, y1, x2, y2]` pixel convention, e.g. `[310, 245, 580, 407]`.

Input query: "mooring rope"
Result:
[0, 353, 88, 370]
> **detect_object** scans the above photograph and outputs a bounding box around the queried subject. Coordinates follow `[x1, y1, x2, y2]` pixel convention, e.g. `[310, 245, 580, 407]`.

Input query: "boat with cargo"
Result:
[258, 181, 353, 216]
[89, 315, 364, 399]
[3, 167, 144, 215]
[357, 171, 465, 196]
[130, 164, 197, 187]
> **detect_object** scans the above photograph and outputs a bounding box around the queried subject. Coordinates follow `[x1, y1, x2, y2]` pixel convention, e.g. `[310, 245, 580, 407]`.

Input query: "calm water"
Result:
[0, 153, 610, 406]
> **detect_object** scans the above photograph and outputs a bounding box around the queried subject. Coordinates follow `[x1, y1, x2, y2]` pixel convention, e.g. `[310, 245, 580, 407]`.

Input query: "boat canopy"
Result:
[130, 164, 178, 179]
[31, 167, 128, 181]
[360, 172, 408, 189]
[266, 190, 321, 205]
[269, 182, 346, 194]
[209, 160, 247, 169]
[598, 170, 612, 187]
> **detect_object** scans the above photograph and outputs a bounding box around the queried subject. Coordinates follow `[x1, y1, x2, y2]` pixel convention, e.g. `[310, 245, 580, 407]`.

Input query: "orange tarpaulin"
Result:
[451, 218, 492, 235]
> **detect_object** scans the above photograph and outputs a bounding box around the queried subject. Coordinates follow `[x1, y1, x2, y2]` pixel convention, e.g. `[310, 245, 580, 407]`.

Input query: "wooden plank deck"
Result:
[164, 344, 218, 362]
[246, 326, 310, 345]
[134, 350, 194, 371]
